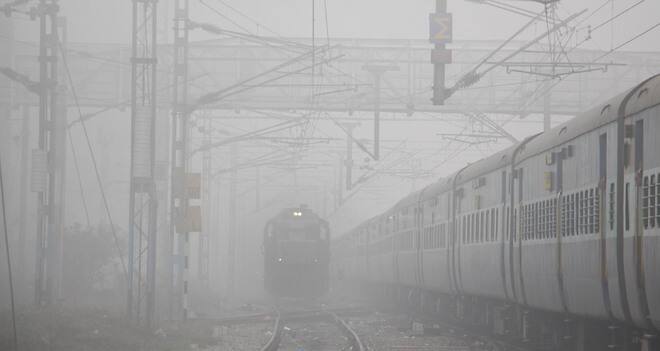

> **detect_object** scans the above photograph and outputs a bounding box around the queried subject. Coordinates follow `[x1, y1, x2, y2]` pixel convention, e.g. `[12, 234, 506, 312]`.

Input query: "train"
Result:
[332, 75, 660, 350]
[263, 205, 330, 299]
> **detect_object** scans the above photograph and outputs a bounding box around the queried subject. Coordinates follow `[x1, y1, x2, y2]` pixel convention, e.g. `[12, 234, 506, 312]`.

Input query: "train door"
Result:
[511, 167, 525, 305]
[452, 189, 465, 294]
[556, 147, 570, 313]
[500, 170, 511, 301]
[639, 107, 660, 331]
[627, 118, 653, 329]
[447, 193, 455, 294]
[450, 191, 459, 295]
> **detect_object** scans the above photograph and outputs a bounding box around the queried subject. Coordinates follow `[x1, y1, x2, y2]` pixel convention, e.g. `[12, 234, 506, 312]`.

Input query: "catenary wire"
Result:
[57, 39, 129, 282]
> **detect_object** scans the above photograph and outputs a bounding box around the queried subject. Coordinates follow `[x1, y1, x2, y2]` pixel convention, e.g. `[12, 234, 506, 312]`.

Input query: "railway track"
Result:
[260, 309, 365, 351]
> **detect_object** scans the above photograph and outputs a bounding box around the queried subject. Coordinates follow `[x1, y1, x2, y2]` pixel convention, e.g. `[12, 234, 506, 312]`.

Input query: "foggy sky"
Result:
[9, 0, 660, 53]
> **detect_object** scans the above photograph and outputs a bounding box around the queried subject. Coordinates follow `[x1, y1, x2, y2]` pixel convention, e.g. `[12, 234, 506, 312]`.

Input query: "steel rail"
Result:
[257, 309, 366, 351]
[328, 312, 366, 351]
[260, 310, 283, 351]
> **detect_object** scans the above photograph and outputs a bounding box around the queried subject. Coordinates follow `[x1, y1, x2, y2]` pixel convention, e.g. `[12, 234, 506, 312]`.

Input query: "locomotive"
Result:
[263, 205, 330, 299]
[333, 75, 660, 349]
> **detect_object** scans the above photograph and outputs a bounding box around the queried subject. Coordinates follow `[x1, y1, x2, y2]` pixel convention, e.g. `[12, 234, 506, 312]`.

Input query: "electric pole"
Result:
[171, 0, 192, 320]
[430, 0, 452, 105]
[33, 0, 64, 307]
[127, 0, 159, 328]
[363, 64, 398, 161]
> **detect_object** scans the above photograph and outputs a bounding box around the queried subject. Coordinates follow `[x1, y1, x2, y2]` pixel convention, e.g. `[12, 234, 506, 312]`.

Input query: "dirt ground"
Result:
[0, 307, 222, 351]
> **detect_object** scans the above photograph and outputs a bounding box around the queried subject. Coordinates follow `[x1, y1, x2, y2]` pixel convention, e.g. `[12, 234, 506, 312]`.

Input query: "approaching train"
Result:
[263, 205, 330, 298]
[333, 75, 660, 349]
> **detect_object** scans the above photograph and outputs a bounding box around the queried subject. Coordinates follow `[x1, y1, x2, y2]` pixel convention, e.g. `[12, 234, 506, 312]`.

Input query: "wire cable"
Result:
[593, 20, 660, 62]
[66, 129, 91, 227]
[591, 0, 645, 33]
[57, 39, 129, 282]
[0, 157, 18, 351]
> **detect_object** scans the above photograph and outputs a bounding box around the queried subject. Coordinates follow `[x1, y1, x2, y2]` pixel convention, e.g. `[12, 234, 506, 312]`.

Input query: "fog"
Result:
[1, 0, 659, 350]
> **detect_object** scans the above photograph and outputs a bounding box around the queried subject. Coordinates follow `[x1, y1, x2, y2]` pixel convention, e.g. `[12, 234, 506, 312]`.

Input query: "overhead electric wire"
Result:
[198, 0, 306, 56]
[66, 130, 91, 227]
[67, 72, 208, 128]
[590, 0, 645, 33]
[0, 157, 18, 351]
[57, 39, 129, 282]
[198, 0, 251, 33]
[593, 20, 660, 62]
[211, 0, 299, 46]
[521, 14, 660, 113]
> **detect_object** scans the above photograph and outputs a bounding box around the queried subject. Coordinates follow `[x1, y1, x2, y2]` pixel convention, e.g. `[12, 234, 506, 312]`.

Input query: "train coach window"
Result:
[522, 205, 527, 240]
[441, 224, 446, 248]
[655, 174, 660, 227]
[486, 208, 495, 241]
[513, 209, 518, 242]
[506, 208, 510, 241]
[569, 194, 576, 236]
[478, 212, 483, 243]
[470, 213, 478, 243]
[625, 183, 631, 231]
[529, 206, 533, 240]
[535, 203, 540, 239]
[589, 189, 596, 234]
[427, 227, 432, 248]
[520, 206, 526, 240]
[561, 197, 567, 237]
[466, 215, 471, 244]
[478, 212, 483, 242]
[542, 201, 547, 239]
[532, 203, 537, 240]
[539, 202, 544, 239]
[526, 205, 532, 240]
[463, 216, 467, 244]
[551, 199, 557, 238]
[650, 175, 656, 228]
[577, 191, 585, 235]
[643, 175, 656, 229]
[609, 183, 615, 231]
[536, 202, 542, 239]
[541, 201, 547, 239]
[544, 201, 549, 239]
[594, 189, 601, 233]
[470, 214, 475, 243]
[495, 209, 499, 241]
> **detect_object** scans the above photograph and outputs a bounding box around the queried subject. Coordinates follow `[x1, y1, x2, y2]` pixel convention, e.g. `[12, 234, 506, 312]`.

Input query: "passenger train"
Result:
[263, 205, 330, 299]
[332, 75, 660, 350]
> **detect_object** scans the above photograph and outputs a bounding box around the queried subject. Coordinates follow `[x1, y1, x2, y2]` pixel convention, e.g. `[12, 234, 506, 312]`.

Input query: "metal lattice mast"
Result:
[33, 0, 61, 307]
[199, 115, 211, 285]
[171, 0, 190, 320]
[127, 0, 159, 328]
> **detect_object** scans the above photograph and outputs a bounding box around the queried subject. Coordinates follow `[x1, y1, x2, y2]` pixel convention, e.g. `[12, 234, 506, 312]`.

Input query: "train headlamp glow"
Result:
[278, 257, 283, 262]
[292, 211, 303, 217]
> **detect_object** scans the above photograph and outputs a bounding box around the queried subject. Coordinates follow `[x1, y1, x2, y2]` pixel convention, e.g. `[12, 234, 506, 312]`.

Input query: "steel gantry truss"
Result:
[33, 0, 66, 308]
[170, 0, 192, 321]
[127, 0, 159, 328]
[10, 38, 659, 119]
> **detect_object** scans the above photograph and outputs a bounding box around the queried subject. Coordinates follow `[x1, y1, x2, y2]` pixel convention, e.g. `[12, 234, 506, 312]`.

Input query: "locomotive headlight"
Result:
[278, 257, 283, 262]
[292, 211, 302, 217]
